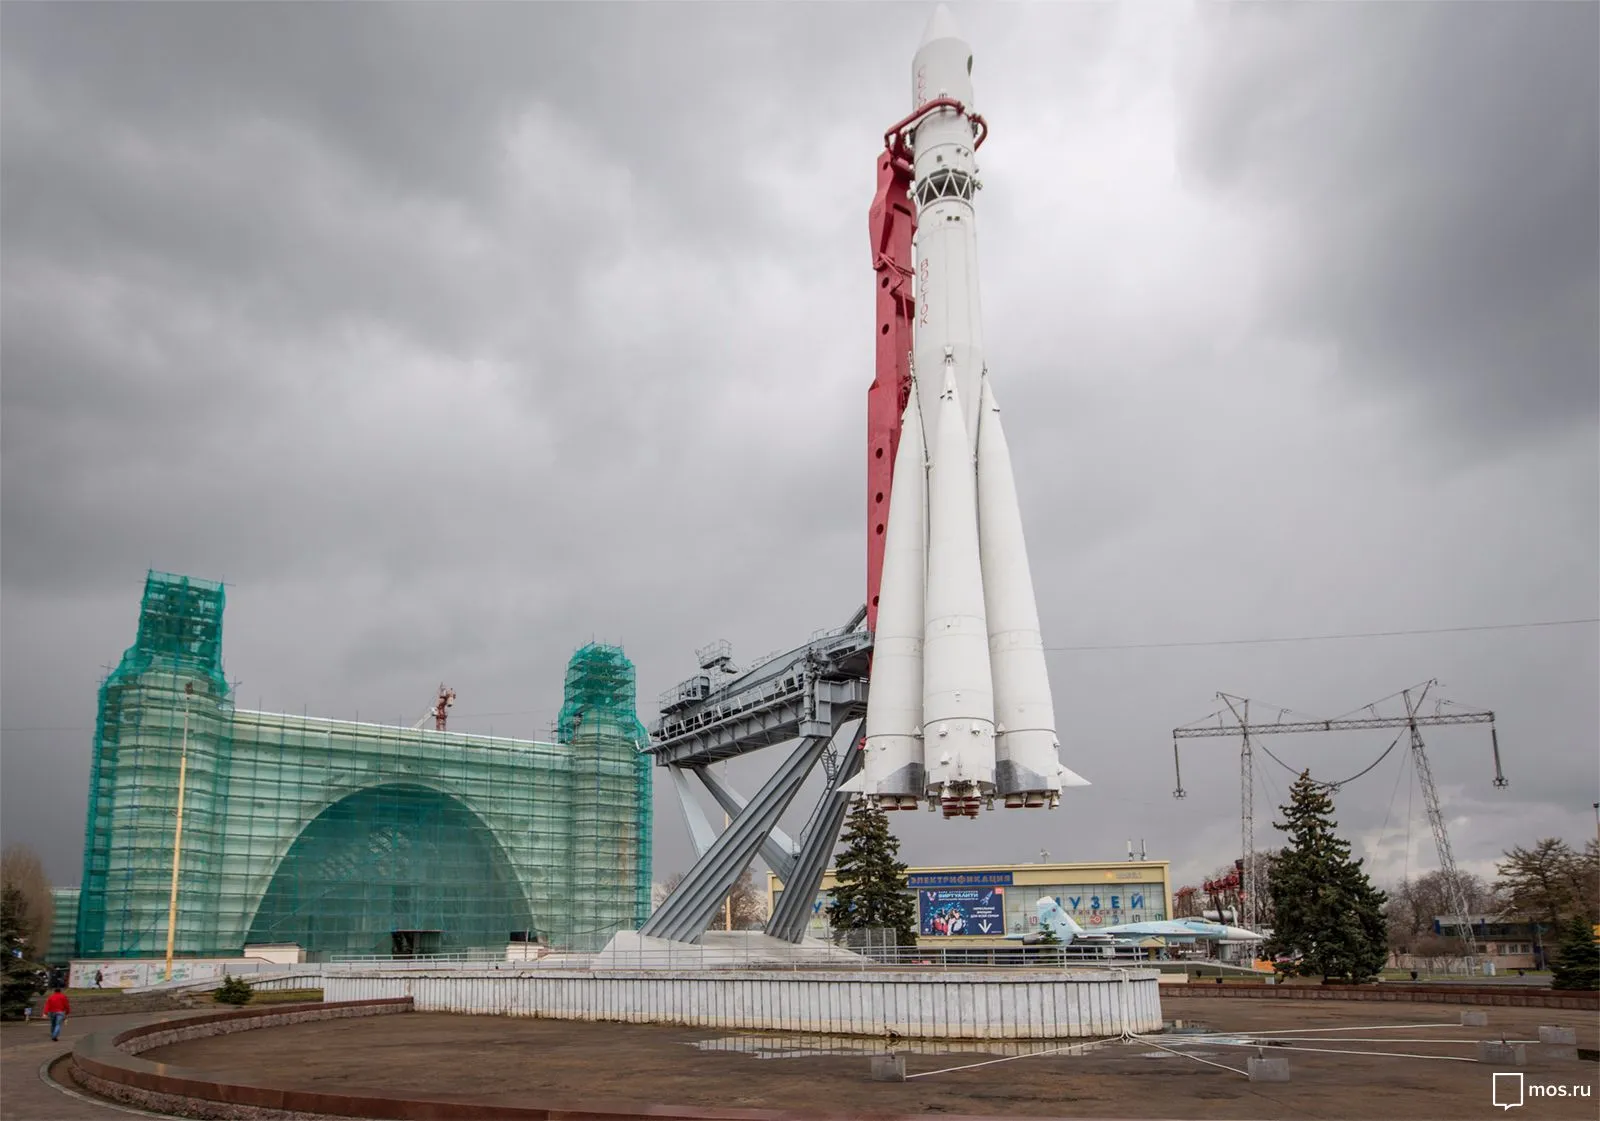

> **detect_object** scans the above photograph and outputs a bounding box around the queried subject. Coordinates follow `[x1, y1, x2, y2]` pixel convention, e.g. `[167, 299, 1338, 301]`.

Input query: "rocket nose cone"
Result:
[919, 3, 965, 48]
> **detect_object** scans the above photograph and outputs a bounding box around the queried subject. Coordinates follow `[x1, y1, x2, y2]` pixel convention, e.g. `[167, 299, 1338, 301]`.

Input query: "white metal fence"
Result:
[323, 967, 1165, 1039]
[115, 940, 1179, 995]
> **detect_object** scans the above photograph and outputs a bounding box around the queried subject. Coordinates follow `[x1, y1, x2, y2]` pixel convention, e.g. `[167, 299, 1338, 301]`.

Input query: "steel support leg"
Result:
[693, 766, 799, 883]
[766, 734, 864, 943]
[640, 735, 830, 943]
[669, 765, 719, 858]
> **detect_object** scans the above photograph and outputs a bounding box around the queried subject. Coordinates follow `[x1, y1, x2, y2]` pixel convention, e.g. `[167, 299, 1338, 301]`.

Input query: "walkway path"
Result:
[1, 1009, 182, 1120]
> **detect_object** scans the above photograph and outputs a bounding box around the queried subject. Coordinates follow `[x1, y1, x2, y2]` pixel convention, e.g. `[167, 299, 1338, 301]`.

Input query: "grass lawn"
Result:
[55, 985, 324, 1003]
[240, 988, 324, 1004]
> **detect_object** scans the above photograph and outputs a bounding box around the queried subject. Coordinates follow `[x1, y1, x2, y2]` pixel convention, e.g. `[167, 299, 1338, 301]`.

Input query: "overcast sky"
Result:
[3, 2, 1596, 900]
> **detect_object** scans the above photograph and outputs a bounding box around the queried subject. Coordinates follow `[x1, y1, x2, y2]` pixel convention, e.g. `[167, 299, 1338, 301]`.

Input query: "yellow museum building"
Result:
[767, 859, 1172, 949]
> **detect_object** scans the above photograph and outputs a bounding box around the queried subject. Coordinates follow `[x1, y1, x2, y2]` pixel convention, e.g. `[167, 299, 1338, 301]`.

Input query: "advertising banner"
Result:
[70, 961, 148, 989]
[907, 872, 1013, 888]
[919, 887, 1005, 936]
[69, 959, 229, 989]
[807, 894, 831, 938]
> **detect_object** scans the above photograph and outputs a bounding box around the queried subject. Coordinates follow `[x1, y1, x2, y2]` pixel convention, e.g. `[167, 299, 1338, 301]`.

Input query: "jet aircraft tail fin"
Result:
[1035, 897, 1081, 945]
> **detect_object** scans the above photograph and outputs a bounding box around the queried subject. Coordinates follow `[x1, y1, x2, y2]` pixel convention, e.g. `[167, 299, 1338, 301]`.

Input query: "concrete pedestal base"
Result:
[870, 1054, 907, 1082]
[1537, 1024, 1578, 1061]
[1248, 1056, 1291, 1082]
[1477, 1041, 1525, 1065]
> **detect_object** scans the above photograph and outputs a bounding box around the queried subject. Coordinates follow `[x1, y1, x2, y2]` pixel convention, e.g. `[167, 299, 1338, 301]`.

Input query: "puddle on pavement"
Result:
[689, 1033, 1120, 1060]
[1139, 1021, 1289, 1056]
[690, 1021, 1221, 1062]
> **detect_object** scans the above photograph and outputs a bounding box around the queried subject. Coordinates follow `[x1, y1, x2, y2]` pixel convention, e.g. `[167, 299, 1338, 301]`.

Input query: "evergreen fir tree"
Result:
[213, 975, 255, 1005]
[1, 884, 47, 1021]
[1034, 920, 1063, 964]
[1262, 771, 1389, 983]
[1549, 913, 1600, 991]
[826, 799, 917, 946]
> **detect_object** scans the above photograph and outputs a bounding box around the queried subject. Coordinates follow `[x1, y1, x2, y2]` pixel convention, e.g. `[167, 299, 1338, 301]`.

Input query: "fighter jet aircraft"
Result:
[1004, 897, 1266, 947]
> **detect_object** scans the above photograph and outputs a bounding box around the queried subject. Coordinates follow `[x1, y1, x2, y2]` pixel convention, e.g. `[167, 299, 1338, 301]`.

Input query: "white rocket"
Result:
[844, 5, 1090, 818]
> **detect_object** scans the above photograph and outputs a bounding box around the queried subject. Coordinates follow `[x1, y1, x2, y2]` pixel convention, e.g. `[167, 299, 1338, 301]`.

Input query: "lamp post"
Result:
[163, 682, 194, 983]
[723, 761, 733, 932]
[724, 809, 734, 932]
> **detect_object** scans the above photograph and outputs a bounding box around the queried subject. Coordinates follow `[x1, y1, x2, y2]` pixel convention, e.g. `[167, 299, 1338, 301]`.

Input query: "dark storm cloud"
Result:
[2, 2, 1594, 894]
[0, 1, 900, 883]
[1, 1, 885, 599]
[1177, 2, 1599, 455]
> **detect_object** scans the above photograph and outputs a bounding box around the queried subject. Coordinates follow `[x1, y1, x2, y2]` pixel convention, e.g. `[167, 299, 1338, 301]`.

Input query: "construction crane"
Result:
[411, 685, 456, 732]
[1171, 680, 1507, 970]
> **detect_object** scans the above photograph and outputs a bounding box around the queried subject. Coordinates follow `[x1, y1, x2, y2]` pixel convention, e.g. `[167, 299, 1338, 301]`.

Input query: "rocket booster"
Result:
[845, 5, 1090, 818]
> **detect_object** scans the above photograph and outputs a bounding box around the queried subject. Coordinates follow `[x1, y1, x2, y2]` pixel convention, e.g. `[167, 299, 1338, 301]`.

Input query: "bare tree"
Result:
[1200, 851, 1279, 925]
[1250, 850, 1279, 926]
[0, 845, 53, 958]
[1386, 869, 1500, 951]
[1172, 885, 1202, 919]
[1570, 839, 1599, 924]
[651, 874, 683, 911]
[1409, 932, 1462, 974]
[652, 869, 768, 930]
[725, 867, 768, 929]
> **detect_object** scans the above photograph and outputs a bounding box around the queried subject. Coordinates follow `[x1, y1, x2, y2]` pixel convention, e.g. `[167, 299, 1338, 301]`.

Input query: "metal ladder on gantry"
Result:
[640, 609, 872, 943]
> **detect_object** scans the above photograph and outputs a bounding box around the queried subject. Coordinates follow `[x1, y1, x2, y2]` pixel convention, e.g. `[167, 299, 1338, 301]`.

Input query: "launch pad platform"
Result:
[642, 609, 873, 946]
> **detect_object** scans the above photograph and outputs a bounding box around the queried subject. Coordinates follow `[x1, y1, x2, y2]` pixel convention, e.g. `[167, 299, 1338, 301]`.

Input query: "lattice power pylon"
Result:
[1172, 679, 1507, 967]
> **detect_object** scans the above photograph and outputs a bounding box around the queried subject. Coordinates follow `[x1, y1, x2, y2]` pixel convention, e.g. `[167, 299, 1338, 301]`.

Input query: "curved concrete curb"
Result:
[72, 999, 423, 1120]
[65, 998, 1132, 1121]
[41, 1053, 178, 1119]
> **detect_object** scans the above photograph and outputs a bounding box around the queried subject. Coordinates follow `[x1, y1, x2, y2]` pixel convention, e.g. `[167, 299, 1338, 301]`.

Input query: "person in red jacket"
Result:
[42, 987, 70, 1041]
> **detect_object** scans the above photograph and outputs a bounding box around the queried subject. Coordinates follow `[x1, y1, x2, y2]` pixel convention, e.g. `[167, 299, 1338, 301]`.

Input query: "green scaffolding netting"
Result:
[74, 571, 652, 960]
[555, 643, 656, 937]
[245, 783, 534, 956]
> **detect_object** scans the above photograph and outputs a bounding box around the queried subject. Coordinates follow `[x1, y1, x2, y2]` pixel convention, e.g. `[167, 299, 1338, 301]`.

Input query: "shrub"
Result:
[1550, 914, 1599, 991]
[213, 975, 254, 1005]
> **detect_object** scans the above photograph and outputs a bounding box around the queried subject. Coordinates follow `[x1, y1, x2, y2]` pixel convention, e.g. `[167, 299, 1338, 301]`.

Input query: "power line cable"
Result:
[1325, 734, 1406, 792]
[4, 618, 1592, 734]
[1375, 738, 1412, 857]
[1255, 732, 1403, 792]
[1258, 752, 1286, 830]
[1257, 740, 1303, 778]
